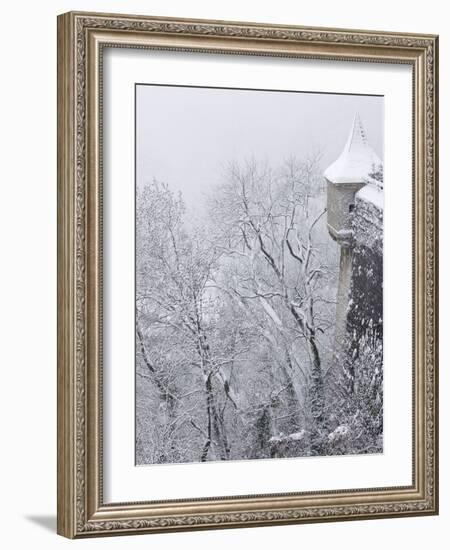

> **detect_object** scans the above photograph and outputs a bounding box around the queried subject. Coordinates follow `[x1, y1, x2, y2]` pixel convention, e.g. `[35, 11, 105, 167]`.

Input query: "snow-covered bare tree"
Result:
[208, 157, 339, 455]
[136, 181, 248, 462]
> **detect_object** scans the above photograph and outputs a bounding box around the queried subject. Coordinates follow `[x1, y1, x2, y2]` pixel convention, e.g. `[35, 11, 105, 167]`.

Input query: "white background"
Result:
[0, 0, 447, 548]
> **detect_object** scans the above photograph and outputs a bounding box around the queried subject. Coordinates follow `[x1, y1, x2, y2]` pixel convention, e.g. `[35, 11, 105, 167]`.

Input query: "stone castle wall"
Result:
[332, 186, 383, 369]
[347, 191, 383, 339]
[343, 189, 383, 386]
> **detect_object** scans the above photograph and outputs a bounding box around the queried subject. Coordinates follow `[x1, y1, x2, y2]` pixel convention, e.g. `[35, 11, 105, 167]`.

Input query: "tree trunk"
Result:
[308, 335, 326, 455]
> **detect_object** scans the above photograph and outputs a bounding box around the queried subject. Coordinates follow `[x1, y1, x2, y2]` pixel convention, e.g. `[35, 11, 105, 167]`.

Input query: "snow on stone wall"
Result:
[353, 188, 383, 255]
[346, 188, 383, 351]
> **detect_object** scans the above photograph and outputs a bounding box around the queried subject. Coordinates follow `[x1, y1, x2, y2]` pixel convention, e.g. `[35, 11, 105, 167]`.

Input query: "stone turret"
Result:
[325, 113, 382, 247]
[324, 114, 383, 382]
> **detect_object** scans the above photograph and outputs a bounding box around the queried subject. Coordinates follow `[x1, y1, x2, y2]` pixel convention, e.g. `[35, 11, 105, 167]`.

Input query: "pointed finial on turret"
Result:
[324, 113, 381, 185]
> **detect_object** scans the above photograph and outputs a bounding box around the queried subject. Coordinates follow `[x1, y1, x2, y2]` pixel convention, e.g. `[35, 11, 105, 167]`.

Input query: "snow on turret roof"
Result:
[324, 113, 382, 184]
[356, 183, 384, 210]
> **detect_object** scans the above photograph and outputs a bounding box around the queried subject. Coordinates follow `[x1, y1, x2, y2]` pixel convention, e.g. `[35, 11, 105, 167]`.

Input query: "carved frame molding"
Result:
[57, 11, 438, 538]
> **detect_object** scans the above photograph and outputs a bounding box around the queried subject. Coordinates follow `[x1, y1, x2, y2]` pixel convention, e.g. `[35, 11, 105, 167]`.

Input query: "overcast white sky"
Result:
[136, 84, 383, 211]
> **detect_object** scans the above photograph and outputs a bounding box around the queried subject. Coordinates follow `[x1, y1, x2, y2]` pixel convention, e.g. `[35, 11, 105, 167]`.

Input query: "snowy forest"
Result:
[135, 154, 383, 465]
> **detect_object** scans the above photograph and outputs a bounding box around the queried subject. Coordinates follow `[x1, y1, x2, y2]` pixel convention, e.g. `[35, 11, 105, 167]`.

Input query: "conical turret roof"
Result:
[324, 113, 382, 184]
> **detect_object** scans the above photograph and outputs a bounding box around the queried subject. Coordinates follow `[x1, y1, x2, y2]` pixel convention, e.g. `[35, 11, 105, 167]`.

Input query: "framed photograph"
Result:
[57, 11, 439, 538]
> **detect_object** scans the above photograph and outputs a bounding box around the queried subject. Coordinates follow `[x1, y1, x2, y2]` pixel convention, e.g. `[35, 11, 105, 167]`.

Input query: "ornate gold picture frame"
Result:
[57, 11, 438, 538]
